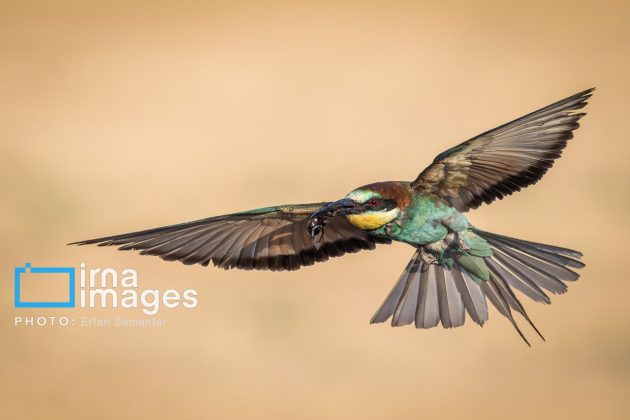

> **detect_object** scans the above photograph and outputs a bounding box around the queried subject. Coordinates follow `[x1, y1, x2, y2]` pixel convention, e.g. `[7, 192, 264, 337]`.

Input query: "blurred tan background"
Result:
[1, 0, 629, 419]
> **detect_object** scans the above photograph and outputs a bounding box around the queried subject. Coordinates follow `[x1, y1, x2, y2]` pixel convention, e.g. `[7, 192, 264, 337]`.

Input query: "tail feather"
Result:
[494, 248, 568, 294]
[371, 251, 488, 330]
[370, 230, 583, 344]
[488, 271, 546, 342]
[392, 258, 422, 326]
[480, 229, 582, 297]
[453, 268, 488, 326]
[477, 229, 584, 269]
[480, 277, 531, 346]
[486, 257, 551, 303]
[497, 245, 579, 282]
[436, 266, 466, 328]
[371, 257, 417, 324]
[416, 266, 440, 328]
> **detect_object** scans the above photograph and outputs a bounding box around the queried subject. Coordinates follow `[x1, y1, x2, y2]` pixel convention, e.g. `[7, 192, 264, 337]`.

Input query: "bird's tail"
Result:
[370, 229, 584, 345]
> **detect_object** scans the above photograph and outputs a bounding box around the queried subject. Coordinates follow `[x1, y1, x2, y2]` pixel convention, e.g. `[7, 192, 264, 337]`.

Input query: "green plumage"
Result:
[370, 193, 492, 281]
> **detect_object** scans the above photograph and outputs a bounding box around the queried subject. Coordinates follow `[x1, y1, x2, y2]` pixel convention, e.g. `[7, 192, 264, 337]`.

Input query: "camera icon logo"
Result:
[14, 263, 76, 308]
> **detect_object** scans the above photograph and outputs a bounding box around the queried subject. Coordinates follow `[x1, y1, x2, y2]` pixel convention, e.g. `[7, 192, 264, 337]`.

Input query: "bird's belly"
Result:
[396, 222, 449, 245]
[391, 197, 468, 245]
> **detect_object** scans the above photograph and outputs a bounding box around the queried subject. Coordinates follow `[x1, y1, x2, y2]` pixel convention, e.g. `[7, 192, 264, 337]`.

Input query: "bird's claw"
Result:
[419, 248, 438, 265]
[456, 232, 471, 254]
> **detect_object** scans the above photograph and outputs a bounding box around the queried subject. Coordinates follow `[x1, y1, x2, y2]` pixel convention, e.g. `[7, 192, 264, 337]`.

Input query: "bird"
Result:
[71, 88, 593, 345]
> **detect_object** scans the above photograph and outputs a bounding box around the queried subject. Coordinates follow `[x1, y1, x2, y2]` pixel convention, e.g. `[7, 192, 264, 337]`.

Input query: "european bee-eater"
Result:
[73, 88, 593, 344]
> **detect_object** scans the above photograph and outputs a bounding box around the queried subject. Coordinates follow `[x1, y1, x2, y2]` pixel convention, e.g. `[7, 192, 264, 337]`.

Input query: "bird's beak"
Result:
[316, 198, 359, 217]
[307, 198, 359, 242]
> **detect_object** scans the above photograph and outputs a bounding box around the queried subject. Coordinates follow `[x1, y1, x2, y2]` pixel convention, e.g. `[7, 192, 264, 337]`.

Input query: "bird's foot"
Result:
[419, 247, 439, 265]
[455, 232, 471, 254]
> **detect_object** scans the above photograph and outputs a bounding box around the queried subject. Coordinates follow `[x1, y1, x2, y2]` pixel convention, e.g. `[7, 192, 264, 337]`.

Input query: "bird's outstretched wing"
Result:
[70, 203, 390, 271]
[411, 88, 594, 212]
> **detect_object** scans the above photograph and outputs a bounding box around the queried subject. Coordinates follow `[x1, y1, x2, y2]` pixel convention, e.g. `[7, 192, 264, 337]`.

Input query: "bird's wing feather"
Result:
[70, 203, 390, 271]
[410, 88, 594, 212]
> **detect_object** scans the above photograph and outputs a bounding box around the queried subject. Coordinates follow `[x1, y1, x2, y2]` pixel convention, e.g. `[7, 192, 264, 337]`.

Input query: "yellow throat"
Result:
[346, 208, 400, 230]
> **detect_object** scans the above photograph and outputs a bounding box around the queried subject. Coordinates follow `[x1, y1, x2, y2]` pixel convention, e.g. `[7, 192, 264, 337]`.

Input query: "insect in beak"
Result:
[307, 198, 358, 243]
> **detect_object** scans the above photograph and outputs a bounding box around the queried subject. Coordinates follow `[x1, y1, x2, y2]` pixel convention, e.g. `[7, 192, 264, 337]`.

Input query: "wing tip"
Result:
[577, 86, 596, 95]
[570, 87, 595, 102]
[67, 238, 102, 246]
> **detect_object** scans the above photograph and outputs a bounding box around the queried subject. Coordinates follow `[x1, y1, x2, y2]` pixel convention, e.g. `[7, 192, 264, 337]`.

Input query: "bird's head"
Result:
[307, 181, 410, 242]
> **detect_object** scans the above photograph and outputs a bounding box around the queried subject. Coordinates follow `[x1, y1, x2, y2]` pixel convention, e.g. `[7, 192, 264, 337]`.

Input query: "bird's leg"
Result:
[419, 247, 439, 265]
[455, 231, 471, 254]
[440, 215, 471, 255]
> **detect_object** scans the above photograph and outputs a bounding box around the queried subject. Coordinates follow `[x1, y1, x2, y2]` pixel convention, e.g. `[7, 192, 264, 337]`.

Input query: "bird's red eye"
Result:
[369, 198, 379, 208]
